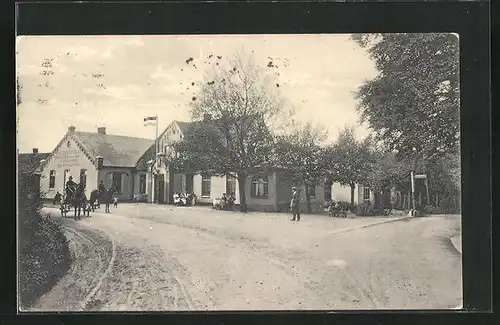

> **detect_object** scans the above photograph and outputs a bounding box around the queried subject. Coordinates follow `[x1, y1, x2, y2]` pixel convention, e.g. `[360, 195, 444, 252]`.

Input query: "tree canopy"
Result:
[171, 52, 288, 212]
[325, 126, 374, 207]
[273, 122, 328, 211]
[351, 33, 460, 161]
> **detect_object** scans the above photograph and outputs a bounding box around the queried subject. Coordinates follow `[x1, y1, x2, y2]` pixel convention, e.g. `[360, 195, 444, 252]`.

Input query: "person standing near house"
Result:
[98, 180, 107, 205]
[290, 186, 301, 222]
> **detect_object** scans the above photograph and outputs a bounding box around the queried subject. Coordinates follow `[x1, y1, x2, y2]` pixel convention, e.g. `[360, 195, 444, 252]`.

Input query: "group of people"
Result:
[219, 192, 236, 210]
[52, 177, 118, 214]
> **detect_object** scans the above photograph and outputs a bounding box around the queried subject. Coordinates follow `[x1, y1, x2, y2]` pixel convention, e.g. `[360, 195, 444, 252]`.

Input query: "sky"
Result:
[16, 34, 379, 153]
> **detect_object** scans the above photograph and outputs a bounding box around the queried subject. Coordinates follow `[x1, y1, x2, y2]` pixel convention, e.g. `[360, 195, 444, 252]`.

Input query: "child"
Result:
[113, 192, 118, 208]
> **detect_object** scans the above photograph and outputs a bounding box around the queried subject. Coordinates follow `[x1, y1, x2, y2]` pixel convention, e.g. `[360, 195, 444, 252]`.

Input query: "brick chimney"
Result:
[32, 148, 38, 154]
[96, 156, 104, 169]
[68, 125, 76, 132]
[97, 127, 106, 135]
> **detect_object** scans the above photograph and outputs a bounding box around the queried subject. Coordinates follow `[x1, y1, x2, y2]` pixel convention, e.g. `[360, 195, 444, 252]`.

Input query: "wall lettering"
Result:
[54, 149, 82, 168]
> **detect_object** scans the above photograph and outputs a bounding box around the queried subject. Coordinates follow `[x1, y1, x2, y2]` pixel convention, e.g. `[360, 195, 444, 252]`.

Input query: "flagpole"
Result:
[155, 115, 159, 157]
[151, 115, 158, 204]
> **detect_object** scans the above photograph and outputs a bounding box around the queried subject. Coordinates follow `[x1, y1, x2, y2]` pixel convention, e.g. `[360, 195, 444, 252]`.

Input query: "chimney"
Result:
[97, 127, 106, 135]
[32, 148, 39, 154]
[96, 156, 104, 169]
[68, 125, 76, 132]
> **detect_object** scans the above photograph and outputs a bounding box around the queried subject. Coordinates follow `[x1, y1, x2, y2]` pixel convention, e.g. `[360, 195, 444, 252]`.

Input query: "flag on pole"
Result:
[143, 116, 157, 126]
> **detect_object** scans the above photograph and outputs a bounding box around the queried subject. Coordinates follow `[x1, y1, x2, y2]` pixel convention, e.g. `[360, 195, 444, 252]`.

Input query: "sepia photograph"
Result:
[16, 34, 462, 311]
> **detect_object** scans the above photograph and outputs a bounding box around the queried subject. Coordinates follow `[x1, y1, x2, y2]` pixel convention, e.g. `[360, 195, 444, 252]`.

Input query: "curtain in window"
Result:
[139, 174, 147, 194]
[80, 169, 87, 189]
[363, 187, 370, 201]
[49, 170, 56, 189]
[251, 176, 268, 197]
[201, 174, 211, 197]
[226, 176, 237, 195]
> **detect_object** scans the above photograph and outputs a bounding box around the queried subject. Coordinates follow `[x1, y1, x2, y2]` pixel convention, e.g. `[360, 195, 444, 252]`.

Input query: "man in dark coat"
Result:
[290, 186, 301, 221]
[98, 181, 107, 204]
[65, 176, 76, 201]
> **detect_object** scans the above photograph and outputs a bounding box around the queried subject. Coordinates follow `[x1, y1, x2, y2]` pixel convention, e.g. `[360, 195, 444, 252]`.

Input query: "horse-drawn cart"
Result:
[59, 190, 91, 220]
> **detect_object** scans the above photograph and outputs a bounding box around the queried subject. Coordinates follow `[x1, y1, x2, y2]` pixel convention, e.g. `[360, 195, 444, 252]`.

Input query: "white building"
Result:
[38, 126, 155, 201]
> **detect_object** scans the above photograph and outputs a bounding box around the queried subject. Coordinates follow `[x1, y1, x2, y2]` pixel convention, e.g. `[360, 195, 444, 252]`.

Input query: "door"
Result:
[158, 176, 165, 204]
[186, 174, 194, 193]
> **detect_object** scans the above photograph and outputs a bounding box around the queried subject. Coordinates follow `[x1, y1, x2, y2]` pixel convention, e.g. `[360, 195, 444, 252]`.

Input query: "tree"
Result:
[351, 33, 460, 162]
[273, 122, 328, 212]
[325, 126, 374, 210]
[172, 52, 288, 212]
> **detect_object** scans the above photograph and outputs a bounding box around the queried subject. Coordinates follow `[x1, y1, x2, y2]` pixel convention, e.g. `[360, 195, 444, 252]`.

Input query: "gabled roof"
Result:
[18, 152, 50, 175]
[73, 131, 154, 168]
[135, 143, 156, 170]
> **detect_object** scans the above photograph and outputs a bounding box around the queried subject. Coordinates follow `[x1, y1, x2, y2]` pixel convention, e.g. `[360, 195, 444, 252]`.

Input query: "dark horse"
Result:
[102, 189, 113, 213]
[72, 184, 90, 220]
[89, 189, 100, 211]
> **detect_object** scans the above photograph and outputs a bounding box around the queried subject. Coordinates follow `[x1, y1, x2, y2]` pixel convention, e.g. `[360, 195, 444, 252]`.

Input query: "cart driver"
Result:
[66, 176, 77, 197]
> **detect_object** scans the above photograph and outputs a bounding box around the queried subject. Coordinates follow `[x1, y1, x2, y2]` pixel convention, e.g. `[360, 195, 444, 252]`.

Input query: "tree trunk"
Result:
[305, 184, 312, 213]
[350, 183, 355, 211]
[237, 172, 247, 213]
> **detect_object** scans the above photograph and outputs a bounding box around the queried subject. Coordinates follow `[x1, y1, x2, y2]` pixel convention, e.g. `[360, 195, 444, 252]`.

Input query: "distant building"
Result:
[38, 126, 155, 201]
[18, 148, 50, 203]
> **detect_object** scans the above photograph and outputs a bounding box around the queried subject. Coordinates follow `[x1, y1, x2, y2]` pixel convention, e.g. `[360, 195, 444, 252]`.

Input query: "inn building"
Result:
[38, 126, 155, 201]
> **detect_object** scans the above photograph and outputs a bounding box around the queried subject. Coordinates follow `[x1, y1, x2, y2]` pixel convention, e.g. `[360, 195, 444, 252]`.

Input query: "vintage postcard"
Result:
[17, 34, 462, 311]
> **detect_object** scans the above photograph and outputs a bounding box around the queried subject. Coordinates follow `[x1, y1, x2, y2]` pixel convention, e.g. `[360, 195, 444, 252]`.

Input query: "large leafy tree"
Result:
[273, 122, 328, 212]
[171, 52, 288, 212]
[351, 33, 460, 162]
[326, 126, 374, 209]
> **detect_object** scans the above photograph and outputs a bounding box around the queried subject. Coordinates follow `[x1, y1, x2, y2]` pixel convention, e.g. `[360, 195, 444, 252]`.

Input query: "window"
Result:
[307, 184, 316, 198]
[112, 172, 123, 193]
[80, 169, 87, 189]
[49, 170, 56, 189]
[226, 176, 237, 195]
[363, 187, 370, 201]
[201, 174, 211, 197]
[251, 175, 268, 198]
[139, 174, 147, 194]
[324, 185, 332, 201]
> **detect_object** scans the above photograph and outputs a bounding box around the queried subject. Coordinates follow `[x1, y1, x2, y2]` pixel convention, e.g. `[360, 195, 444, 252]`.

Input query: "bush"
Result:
[19, 216, 71, 309]
[336, 201, 351, 211]
[356, 202, 376, 216]
[18, 172, 71, 309]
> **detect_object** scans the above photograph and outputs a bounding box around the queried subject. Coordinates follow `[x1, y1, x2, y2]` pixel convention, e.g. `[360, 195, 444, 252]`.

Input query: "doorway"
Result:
[155, 175, 165, 204]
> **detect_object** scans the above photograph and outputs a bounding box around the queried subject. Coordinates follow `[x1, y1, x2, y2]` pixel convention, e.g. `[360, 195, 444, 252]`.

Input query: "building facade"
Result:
[38, 126, 154, 201]
[31, 122, 374, 210]
[146, 120, 367, 212]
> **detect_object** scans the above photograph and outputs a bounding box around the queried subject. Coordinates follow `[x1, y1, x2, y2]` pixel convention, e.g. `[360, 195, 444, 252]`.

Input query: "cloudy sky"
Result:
[16, 34, 378, 153]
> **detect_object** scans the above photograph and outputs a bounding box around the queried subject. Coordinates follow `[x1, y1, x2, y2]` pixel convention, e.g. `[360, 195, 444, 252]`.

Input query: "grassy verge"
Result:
[18, 212, 71, 310]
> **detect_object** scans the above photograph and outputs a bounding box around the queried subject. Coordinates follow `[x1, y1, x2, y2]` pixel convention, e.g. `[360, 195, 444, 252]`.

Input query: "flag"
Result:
[143, 116, 157, 126]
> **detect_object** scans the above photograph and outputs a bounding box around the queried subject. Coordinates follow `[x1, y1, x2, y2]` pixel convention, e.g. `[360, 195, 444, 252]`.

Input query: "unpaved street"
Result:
[32, 204, 462, 311]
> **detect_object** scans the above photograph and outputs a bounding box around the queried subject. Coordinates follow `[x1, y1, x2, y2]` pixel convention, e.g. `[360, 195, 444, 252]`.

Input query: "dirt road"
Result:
[32, 205, 462, 311]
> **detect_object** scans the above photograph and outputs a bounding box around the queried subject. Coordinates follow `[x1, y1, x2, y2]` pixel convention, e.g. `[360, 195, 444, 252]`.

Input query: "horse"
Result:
[89, 189, 100, 211]
[102, 189, 113, 213]
[72, 184, 87, 220]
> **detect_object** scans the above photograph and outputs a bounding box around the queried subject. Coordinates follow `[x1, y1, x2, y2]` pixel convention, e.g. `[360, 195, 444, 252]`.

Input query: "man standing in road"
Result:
[290, 186, 301, 222]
